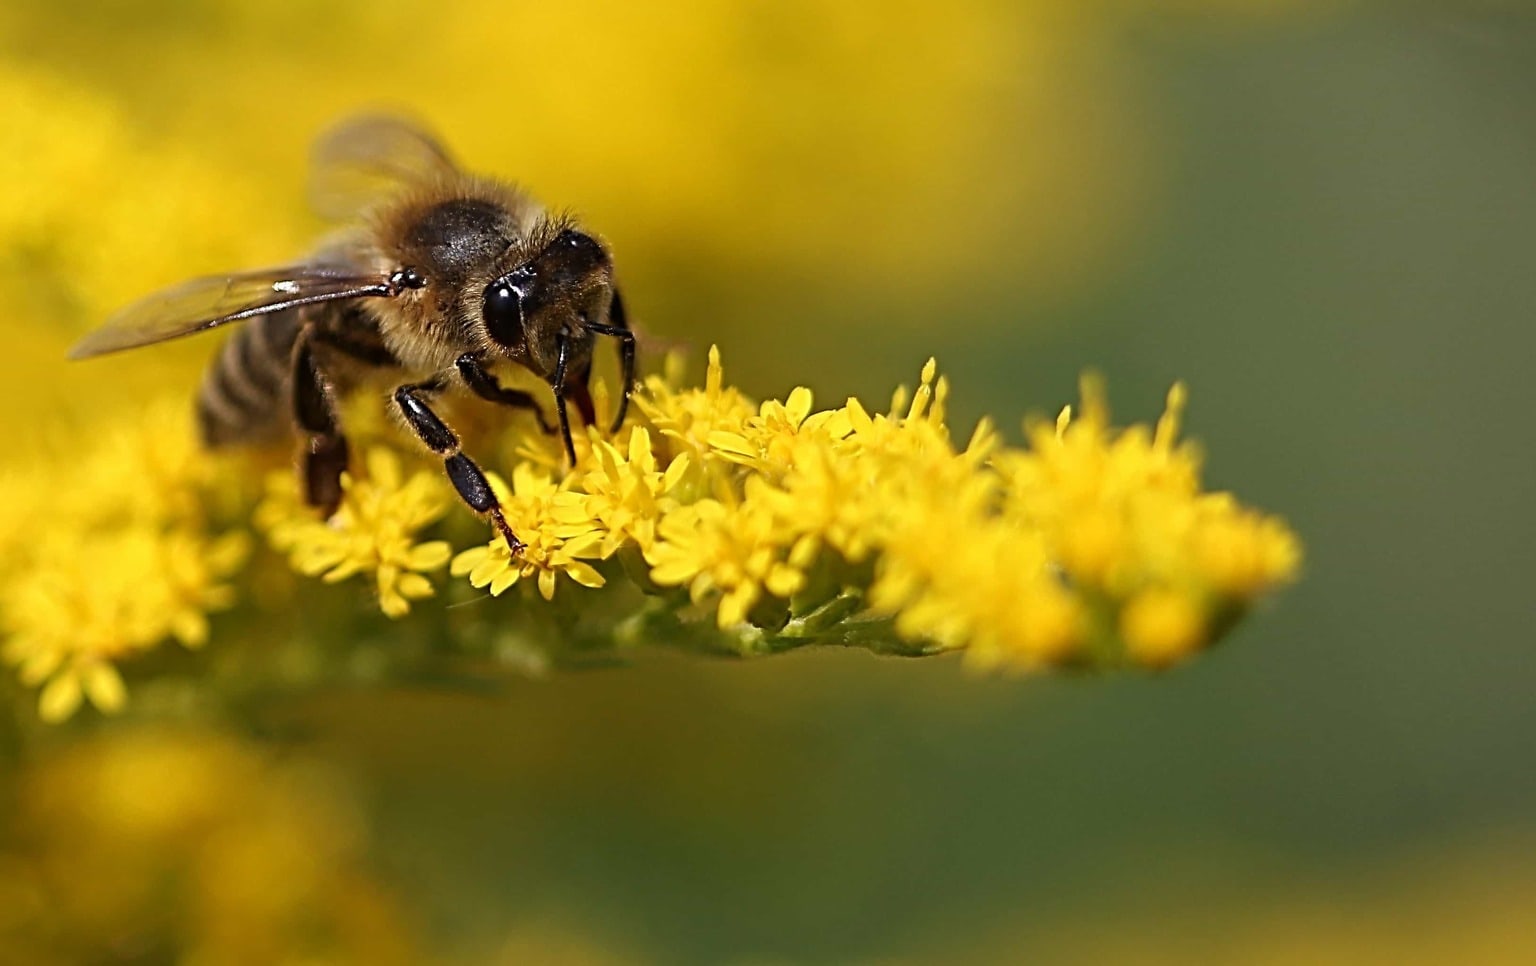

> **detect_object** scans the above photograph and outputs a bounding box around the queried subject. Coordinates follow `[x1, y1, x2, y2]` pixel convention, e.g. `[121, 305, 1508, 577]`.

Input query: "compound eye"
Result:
[482, 280, 525, 347]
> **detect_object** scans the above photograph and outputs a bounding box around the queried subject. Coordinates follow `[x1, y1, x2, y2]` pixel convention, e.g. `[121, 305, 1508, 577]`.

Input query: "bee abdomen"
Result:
[196, 309, 302, 447]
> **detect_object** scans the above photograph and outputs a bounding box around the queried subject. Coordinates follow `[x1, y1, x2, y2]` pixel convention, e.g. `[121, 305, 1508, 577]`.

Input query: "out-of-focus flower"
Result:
[998, 377, 1303, 667]
[0, 729, 419, 964]
[0, 403, 248, 722]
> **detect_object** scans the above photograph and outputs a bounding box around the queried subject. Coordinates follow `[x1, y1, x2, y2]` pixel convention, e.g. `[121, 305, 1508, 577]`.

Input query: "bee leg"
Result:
[292, 333, 349, 516]
[454, 353, 554, 434]
[393, 380, 523, 554]
[551, 333, 578, 466]
[586, 286, 635, 433]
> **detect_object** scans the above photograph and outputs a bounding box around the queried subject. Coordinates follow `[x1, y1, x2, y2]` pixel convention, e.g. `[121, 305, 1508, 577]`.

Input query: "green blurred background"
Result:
[4, 1, 1535, 961]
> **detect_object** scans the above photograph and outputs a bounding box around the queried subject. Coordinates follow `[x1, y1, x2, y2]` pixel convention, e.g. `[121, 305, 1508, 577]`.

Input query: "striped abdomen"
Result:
[196, 309, 302, 447]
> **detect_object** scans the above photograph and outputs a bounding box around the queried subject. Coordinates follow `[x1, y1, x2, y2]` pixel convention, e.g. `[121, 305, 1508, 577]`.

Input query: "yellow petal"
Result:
[717, 583, 758, 628]
[845, 397, 873, 434]
[17, 648, 63, 687]
[39, 674, 83, 723]
[1121, 589, 1206, 668]
[171, 611, 210, 648]
[407, 541, 453, 571]
[649, 559, 698, 586]
[628, 426, 652, 464]
[785, 386, 813, 424]
[489, 569, 521, 596]
[81, 663, 127, 714]
[379, 590, 410, 618]
[564, 561, 606, 589]
[469, 557, 508, 588]
[450, 545, 492, 577]
[708, 431, 754, 455]
[397, 572, 435, 599]
[765, 564, 804, 598]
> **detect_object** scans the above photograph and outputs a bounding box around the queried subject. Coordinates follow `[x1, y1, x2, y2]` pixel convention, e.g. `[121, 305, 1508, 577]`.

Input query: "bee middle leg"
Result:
[393, 380, 523, 553]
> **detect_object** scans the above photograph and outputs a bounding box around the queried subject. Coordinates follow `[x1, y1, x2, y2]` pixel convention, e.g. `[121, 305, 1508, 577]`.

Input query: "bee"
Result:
[68, 116, 635, 554]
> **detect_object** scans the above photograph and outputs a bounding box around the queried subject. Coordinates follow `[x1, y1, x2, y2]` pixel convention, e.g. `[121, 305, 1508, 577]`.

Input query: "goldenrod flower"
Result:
[647, 483, 819, 630]
[449, 464, 607, 601]
[2, 527, 248, 723]
[0, 345, 1299, 723]
[259, 448, 453, 619]
[1, 403, 248, 722]
[636, 346, 758, 484]
[0, 729, 421, 962]
[998, 376, 1303, 667]
[571, 426, 691, 556]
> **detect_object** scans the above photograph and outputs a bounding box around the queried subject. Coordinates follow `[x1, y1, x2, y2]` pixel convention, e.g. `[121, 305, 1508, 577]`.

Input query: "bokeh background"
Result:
[4, 0, 1536, 962]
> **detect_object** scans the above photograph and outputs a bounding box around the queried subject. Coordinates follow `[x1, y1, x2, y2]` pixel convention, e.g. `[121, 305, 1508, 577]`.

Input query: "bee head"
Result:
[480, 225, 613, 376]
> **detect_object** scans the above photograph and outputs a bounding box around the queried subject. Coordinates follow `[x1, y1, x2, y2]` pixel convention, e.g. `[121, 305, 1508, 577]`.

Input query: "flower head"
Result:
[2, 526, 247, 722]
[259, 448, 452, 618]
[450, 464, 606, 601]
[636, 346, 756, 481]
[574, 426, 692, 556]
[646, 481, 818, 629]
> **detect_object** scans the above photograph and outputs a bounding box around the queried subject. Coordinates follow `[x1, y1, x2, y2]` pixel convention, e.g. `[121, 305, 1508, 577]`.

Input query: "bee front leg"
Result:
[550, 333, 578, 466]
[454, 353, 554, 434]
[393, 380, 524, 554]
[292, 332, 350, 516]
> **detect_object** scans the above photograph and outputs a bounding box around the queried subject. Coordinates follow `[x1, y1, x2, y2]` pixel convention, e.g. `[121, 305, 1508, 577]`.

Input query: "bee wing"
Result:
[68, 264, 393, 359]
[307, 114, 459, 221]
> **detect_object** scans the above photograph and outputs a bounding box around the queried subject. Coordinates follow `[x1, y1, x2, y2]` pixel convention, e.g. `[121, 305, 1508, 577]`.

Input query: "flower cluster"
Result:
[0, 729, 419, 962]
[0, 348, 1300, 723]
[1, 404, 248, 722]
[259, 448, 452, 618]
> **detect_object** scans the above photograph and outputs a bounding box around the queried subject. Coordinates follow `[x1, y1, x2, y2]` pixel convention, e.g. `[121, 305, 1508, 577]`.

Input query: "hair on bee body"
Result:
[67, 116, 637, 555]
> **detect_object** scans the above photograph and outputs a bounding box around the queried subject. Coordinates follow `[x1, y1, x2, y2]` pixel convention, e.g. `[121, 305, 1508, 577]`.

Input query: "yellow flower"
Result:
[2, 527, 247, 722]
[449, 464, 606, 601]
[0, 398, 247, 722]
[997, 376, 1302, 668]
[1, 346, 1299, 724]
[260, 448, 453, 618]
[636, 346, 756, 483]
[1120, 587, 1207, 667]
[708, 386, 852, 475]
[646, 482, 818, 629]
[1, 729, 422, 962]
[573, 426, 692, 556]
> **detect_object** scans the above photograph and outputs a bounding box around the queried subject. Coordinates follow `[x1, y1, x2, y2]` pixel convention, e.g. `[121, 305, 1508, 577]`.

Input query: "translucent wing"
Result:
[307, 114, 459, 221]
[68, 264, 393, 359]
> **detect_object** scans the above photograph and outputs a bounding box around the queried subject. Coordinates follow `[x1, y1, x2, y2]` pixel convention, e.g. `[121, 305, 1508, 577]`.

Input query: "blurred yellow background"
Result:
[4, 0, 1536, 962]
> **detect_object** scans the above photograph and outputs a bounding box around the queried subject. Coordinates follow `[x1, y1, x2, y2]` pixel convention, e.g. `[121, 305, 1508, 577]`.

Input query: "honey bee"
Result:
[68, 116, 635, 554]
